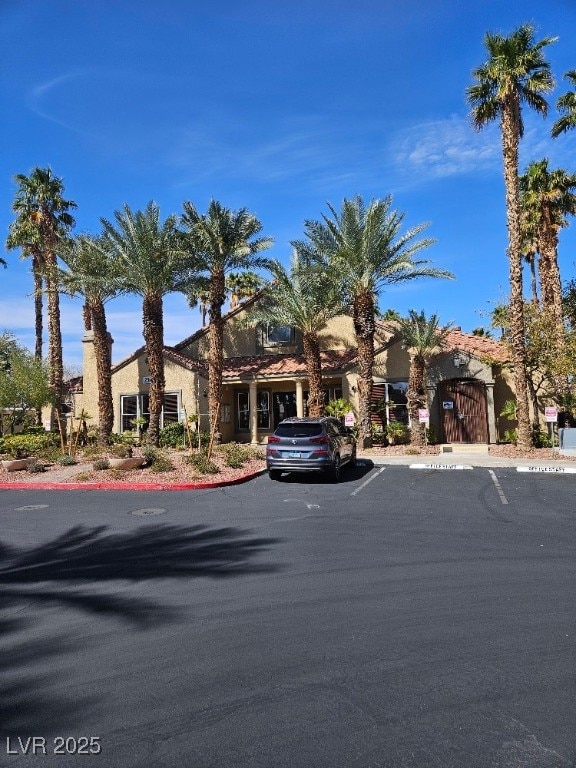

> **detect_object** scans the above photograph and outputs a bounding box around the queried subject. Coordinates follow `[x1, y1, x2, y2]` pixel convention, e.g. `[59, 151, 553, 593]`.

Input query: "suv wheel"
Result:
[331, 454, 341, 483]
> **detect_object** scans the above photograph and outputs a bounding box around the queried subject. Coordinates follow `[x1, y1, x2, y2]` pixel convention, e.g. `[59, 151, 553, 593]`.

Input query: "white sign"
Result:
[142, 376, 152, 384]
[418, 409, 429, 423]
[344, 412, 356, 426]
[43, 420, 51, 431]
[544, 406, 558, 423]
[410, 463, 473, 470]
[517, 465, 576, 474]
[442, 401, 454, 410]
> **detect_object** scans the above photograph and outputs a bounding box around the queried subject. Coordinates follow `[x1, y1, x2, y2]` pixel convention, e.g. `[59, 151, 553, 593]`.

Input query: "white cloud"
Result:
[391, 115, 501, 180]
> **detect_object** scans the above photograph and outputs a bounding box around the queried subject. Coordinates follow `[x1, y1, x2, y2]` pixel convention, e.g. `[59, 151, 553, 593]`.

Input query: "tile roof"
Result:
[442, 328, 509, 363]
[376, 321, 509, 364]
[221, 348, 358, 380]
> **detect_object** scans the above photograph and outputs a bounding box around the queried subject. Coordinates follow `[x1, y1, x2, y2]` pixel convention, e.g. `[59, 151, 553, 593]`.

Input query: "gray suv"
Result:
[266, 417, 357, 482]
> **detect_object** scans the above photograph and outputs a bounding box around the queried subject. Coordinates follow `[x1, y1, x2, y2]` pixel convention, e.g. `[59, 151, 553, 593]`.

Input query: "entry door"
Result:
[273, 392, 297, 427]
[441, 379, 488, 443]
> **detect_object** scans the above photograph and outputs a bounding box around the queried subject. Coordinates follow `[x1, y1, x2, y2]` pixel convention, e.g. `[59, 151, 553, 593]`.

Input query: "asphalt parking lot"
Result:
[1, 465, 575, 767]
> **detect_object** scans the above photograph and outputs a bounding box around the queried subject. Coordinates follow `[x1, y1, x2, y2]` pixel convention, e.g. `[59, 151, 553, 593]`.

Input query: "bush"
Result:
[385, 421, 410, 445]
[159, 422, 186, 448]
[0, 433, 60, 459]
[502, 428, 517, 445]
[108, 443, 133, 458]
[141, 447, 174, 473]
[216, 442, 255, 468]
[57, 454, 78, 466]
[533, 429, 552, 448]
[93, 458, 110, 471]
[186, 450, 219, 475]
[26, 460, 46, 473]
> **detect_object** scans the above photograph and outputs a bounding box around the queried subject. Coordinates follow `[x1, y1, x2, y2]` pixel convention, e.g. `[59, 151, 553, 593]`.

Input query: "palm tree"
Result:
[101, 202, 188, 446]
[226, 270, 264, 309]
[7, 200, 46, 364]
[301, 194, 452, 449]
[246, 251, 346, 416]
[520, 159, 576, 327]
[59, 234, 123, 445]
[552, 69, 576, 138]
[386, 311, 452, 447]
[180, 200, 273, 435]
[467, 23, 556, 449]
[6, 168, 76, 409]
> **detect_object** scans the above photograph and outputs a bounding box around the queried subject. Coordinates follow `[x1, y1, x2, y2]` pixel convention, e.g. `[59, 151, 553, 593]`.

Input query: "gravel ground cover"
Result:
[0, 446, 267, 485]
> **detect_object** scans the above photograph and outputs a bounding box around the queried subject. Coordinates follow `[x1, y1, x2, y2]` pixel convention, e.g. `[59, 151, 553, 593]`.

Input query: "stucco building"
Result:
[72, 295, 513, 446]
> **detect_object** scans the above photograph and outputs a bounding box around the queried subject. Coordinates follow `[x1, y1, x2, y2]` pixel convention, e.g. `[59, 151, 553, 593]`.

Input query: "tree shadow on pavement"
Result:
[0, 524, 282, 736]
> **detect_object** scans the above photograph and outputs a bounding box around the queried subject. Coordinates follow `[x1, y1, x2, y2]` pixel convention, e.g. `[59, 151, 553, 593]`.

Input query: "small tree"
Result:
[0, 340, 54, 435]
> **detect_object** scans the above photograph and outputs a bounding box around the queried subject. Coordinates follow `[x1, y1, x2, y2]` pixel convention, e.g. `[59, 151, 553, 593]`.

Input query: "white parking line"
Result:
[488, 469, 509, 505]
[350, 466, 385, 496]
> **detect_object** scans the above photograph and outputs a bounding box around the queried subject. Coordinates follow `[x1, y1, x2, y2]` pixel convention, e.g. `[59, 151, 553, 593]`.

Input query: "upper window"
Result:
[264, 323, 294, 346]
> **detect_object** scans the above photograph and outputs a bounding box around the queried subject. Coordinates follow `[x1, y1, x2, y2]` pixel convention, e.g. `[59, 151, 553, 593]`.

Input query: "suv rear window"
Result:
[275, 423, 323, 438]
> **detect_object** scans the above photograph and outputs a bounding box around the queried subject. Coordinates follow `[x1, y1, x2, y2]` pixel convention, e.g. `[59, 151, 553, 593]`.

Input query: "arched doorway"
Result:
[440, 379, 488, 443]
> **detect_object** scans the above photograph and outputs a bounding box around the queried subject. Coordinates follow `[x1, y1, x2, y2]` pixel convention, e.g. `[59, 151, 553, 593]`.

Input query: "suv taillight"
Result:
[309, 435, 329, 444]
[267, 435, 281, 443]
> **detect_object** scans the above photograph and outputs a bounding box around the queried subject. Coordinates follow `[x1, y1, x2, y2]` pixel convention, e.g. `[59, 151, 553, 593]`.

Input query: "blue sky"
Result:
[2, 0, 576, 371]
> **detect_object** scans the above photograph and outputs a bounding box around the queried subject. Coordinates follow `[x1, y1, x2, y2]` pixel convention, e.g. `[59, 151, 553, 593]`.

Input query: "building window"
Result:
[257, 390, 271, 430]
[371, 381, 409, 428]
[237, 391, 249, 431]
[263, 323, 294, 346]
[120, 392, 179, 432]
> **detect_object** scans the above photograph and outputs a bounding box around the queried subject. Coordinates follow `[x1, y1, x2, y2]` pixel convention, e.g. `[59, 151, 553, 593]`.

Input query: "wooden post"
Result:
[182, 405, 195, 452]
[206, 401, 221, 461]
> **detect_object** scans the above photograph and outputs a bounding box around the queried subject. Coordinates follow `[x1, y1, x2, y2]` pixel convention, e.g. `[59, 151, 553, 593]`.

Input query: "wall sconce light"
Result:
[453, 352, 462, 368]
[351, 385, 357, 394]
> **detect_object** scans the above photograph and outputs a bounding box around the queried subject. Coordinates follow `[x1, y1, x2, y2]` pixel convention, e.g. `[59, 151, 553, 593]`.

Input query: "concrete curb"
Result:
[0, 468, 267, 492]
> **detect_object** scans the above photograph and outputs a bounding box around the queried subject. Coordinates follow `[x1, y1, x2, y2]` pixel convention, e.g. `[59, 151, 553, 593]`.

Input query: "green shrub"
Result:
[57, 454, 78, 466]
[385, 421, 410, 445]
[26, 460, 46, 473]
[502, 428, 517, 445]
[159, 422, 186, 448]
[108, 443, 133, 458]
[216, 442, 253, 468]
[186, 451, 219, 475]
[0, 433, 60, 459]
[141, 446, 174, 472]
[22, 426, 49, 435]
[425, 425, 438, 445]
[533, 429, 552, 448]
[93, 458, 110, 471]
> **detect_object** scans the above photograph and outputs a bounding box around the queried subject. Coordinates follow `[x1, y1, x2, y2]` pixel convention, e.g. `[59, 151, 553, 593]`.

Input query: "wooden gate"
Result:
[440, 379, 488, 443]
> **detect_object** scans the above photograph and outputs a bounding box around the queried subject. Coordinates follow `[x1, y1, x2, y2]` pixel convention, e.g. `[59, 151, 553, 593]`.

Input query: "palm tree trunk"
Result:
[407, 355, 426, 447]
[142, 293, 165, 446]
[91, 299, 114, 445]
[302, 331, 324, 417]
[32, 255, 43, 362]
[501, 98, 532, 449]
[32, 255, 44, 425]
[45, 252, 64, 421]
[353, 290, 376, 449]
[208, 269, 226, 437]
